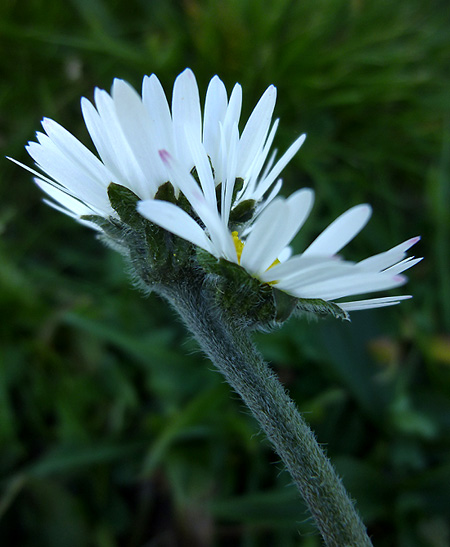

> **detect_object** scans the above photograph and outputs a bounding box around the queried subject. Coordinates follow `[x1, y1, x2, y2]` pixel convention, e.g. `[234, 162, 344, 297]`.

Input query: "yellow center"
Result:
[232, 231, 280, 272]
[232, 231, 244, 263]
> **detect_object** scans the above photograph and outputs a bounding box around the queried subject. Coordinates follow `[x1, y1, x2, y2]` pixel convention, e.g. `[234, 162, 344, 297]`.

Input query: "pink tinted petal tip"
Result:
[158, 149, 172, 163]
[408, 236, 421, 247]
[41, 117, 54, 130]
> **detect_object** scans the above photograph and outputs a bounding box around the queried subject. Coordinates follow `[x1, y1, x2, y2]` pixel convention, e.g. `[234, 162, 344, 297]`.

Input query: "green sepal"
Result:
[295, 298, 350, 321]
[175, 191, 192, 214]
[190, 166, 200, 185]
[154, 181, 176, 203]
[215, 183, 222, 210]
[232, 177, 244, 201]
[273, 288, 299, 323]
[197, 248, 276, 328]
[196, 249, 248, 283]
[80, 214, 113, 230]
[229, 199, 256, 224]
[80, 214, 126, 241]
[215, 178, 248, 221]
[196, 248, 222, 274]
[107, 183, 143, 229]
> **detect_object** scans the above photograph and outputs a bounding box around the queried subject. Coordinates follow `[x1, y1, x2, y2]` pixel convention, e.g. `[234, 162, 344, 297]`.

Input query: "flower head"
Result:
[11, 68, 421, 318]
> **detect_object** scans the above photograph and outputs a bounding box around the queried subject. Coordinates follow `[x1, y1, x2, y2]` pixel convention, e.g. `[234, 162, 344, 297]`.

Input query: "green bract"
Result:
[85, 183, 349, 329]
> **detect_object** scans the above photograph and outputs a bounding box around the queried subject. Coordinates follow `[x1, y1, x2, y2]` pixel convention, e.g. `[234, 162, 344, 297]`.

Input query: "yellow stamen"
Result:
[232, 231, 244, 264]
[232, 231, 280, 272]
[267, 257, 280, 271]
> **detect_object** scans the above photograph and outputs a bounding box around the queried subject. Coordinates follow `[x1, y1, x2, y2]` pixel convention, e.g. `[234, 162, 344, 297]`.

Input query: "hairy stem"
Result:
[161, 280, 373, 547]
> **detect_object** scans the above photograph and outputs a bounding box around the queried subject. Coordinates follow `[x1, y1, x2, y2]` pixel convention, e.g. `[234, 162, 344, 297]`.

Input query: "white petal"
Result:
[158, 150, 208, 210]
[285, 188, 315, 228]
[137, 200, 214, 254]
[203, 75, 228, 163]
[214, 122, 226, 185]
[81, 96, 120, 174]
[221, 83, 242, 152]
[259, 147, 277, 183]
[195, 202, 236, 261]
[303, 204, 372, 257]
[111, 79, 164, 196]
[239, 119, 279, 201]
[289, 272, 407, 300]
[252, 178, 283, 218]
[237, 85, 277, 176]
[252, 133, 306, 201]
[7, 156, 58, 187]
[157, 150, 236, 261]
[42, 197, 102, 230]
[338, 295, 412, 311]
[11, 153, 109, 217]
[172, 68, 202, 170]
[277, 246, 292, 263]
[260, 255, 347, 284]
[26, 138, 110, 213]
[84, 89, 150, 196]
[222, 122, 239, 225]
[34, 177, 99, 217]
[272, 262, 357, 292]
[185, 129, 217, 209]
[142, 73, 175, 154]
[241, 189, 314, 274]
[239, 198, 285, 274]
[357, 236, 421, 271]
[383, 256, 423, 275]
[41, 118, 112, 185]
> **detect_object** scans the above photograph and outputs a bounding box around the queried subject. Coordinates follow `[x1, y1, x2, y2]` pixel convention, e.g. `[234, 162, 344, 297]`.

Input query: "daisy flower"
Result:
[10, 68, 421, 313]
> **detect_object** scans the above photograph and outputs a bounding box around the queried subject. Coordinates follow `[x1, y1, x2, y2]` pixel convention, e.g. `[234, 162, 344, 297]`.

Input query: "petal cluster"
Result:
[139, 159, 421, 311]
[12, 68, 421, 312]
[11, 68, 304, 227]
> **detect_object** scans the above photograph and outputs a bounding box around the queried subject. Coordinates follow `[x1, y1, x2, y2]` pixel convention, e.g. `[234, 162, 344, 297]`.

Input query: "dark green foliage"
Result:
[1, 0, 449, 545]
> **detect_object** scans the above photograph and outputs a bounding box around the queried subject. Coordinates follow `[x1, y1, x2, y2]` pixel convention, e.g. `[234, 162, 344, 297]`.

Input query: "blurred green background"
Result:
[1, 0, 449, 545]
